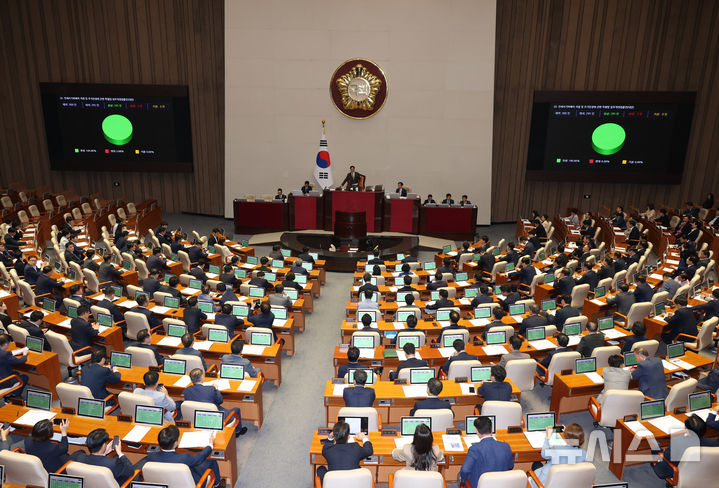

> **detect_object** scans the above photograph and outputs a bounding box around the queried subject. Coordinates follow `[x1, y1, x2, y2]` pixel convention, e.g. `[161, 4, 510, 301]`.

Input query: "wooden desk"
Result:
[0, 403, 238, 485]
[8, 344, 62, 399]
[233, 199, 288, 234]
[40, 310, 125, 352]
[419, 206, 477, 241]
[0, 290, 20, 320]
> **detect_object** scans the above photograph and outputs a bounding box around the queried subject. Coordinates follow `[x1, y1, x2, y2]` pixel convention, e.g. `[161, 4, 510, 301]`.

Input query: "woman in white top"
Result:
[391, 423, 445, 471]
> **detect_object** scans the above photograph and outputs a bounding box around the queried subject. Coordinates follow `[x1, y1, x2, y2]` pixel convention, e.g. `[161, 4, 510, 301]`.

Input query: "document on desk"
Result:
[438, 321, 451, 328]
[11, 347, 28, 356]
[204, 379, 231, 391]
[97, 325, 111, 334]
[57, 318, 72, 328]
[396, 351, 422, 361]
[590, 299, 606, 306]
[16, 409, 57, 426]
[669, 358, 695, 370]
[568, 336, 582, 347]
[181, 288, 201, 296]
[205, 313, 216, 320]
[688, 409, 712, 422]
[447, 251, 458, 257]
[469, 318, 490, 327]
[459, 298, 471, 306]
[0, 289, 10, 298]
[52, 433, 87, 445]
[456, 281, 470, 287]
[241, 345, 266, 356]
[463, 435, 481, 447]
[241, 263, 255, 269]
[205, 272, 218, 279]
[438, 347, 455, 358]
[352, 286, 359, 291]
[193, 340, 213, 351]
[442, 434, 464, 452]
[119, 300, 138, 309]
[333, 384, 351, 396]
[661, 359, 681, 372]
[359, 348, 375, 359]
[388, 286, 398, 292]
[394, 437, 413, 449]
[174, 375, 192, 387]
[237, 379, 257, 392]
[459, 383, 475, 395]
[123, 425, 151, 443]
[178, 430, 213, 449]
[158, 336, 182, 347]
[584, 372, 604, 384]
[648, 415, 685, 435]
[649, 273, 665, 280]
[272, 319, 287, 327]
[150, 306, 171, 314]
[482, 345, 508, 356]
[403, 385, 428, 397]
[393, 322, 406, 330]
[524, 431, 550, 449]
[666, 259, 680, 265]
[528, 339, 556, 351]
[602, 329, 626, 339]
[653, 315, 667, 324]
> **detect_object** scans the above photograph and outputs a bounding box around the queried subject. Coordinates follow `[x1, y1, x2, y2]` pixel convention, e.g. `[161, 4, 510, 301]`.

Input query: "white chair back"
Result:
[67, 461, 121, 488]
[124, 310, 151, 340]
[392, 470, 444, 488]
[665, 378, 698, 412]
[542, 462, 596, 488]
[118, 391, 154, 417]
[505, 358, 536, 391]
[546, 351, 581, 385]
[447, 360, 482, 381]
[126, 346, 158, 368]
[413, 408, 454, 431]
[142, 462, 200, 488]
[570, 284, 590, 308]
[323, 468, 373, 488]
[677, 446, 719, 488]
[591, 345, 621, 368]
[593, 390, 644, 427]
[0, 450, 48, 486]
[481, 401, 522, 430]
[477, 470, 528, 488]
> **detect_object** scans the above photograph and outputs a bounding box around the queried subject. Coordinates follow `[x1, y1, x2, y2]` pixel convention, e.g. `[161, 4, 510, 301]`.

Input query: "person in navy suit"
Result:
[337, 346, 362, 379]
[395, 182, 408, 197]
[651, 415, 719, 480]
[80, 349, 121, 404]
[410, 378, 451, 415]
[146, 247, 168, 274]
[214, 303, 244, 336]
[24, 419, 71, 473]
[127, 329, 164, 365]
[691, 288, 719, 320]
[35, 266, 64, 305]
[71, 428, 137, 485]
[140, 269, 162, 295]
[68, 284, 92, 310]
[249, 271, 272, 290]
[140, 425, 222, 487]
[23, 255, 41, 285]
[183, 296, 208, 334]
[70, 306, 99, 350]
[343, 369, 375, 407]
[317, 421, 373, 484]
[176, 334, 208, 370]
[247, 302, 276, 334]
[552, 268, 575, 296]
[626, 220, 641, 246]
[184, 368, 247, 436]
[216, 283, 239, 306]
[662, 295, 698, 344]
[509, 257, 537, 288]
[632, 275, 654, 303]
[439, 310, 470, 341]
[549, 295, 580, 332]
[440, 339, 477, 374]
[518, 304, 548, 337]
[0, 333, 28, 394]
[459, 416, 514, 488]
[129, 294, 161, 328]
[18, 310, 52, 351]
[537, 333, 571, 376]
[470, 285, 494, 308]
[631, 347, 668, 399]
[621, 322, 649, 353]
[96, 285, 124, 323]
[389, 343, 428, 380]
[290, 259, 309, 276]
[574, 261, 598, 291]
[475, 365, 512, 411]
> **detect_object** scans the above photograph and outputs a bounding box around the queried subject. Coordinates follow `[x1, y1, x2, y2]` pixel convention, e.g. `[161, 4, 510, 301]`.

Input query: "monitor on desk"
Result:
[369, 277, 378, 287]
[397, 335, 421, 349]
[575, 357, 597, 374]
[347, 368, 374, 385]
[302, 262, 313, 271]
[338, 416, 368, 435]
[456, 272, 468, 281]
[430, 290, 440, 301]
[111, 285, 123, 298]
[122, 260, 133, 271]
[208, 264, 220, 275]
[240, 240, 250, 247]
[615, 279, 625, 288]
[597, 316, 614, 331]
[409, 368, 435, 385]
[97, 313, 113, 327]
[508, 303, 525, 316]
[135, 405, 164, 426]
[357, 310, 378, 322]
[396, 253, 405, 261]
[170, 254, 179, 262]
[271, 259, 284, 268]
[167, 323, 187, 337]
[395, 292, 411, 304]
[234, 269, 247, 279]
[285, 288, 299, 300]
[623, 351, 638, 366]
[188, 279, 202, 290]
[220, 364, 245, 380]
[26, 389, 52, 410]
[564, 322, 581, 336]
[250, 331, 273, 346]
[67, 306, 78, 318]
[281, 249, 291, 258]
[198, 300, 214, 313]
[692, 284, 703, 297]
[53, 261, 64, 274]
[67, 268, 77, 281]
[232, 305, 249, 318]
[442, 333, 464, 347]
[249, 287, 265, 298]
[464, 287, 478, 298]
[436, 309, 451, 322]
[247, 256, 258, 265]
[526, 412, 556, 432]
[26, 336, 44, 353]
[653, 302, 666, 316]
[401, 416, 431, 436]
[505, 262, 516, 272]
[194, 409, 224, 431]
[442, 245, 452, 253]
[527, 327, 546, 341]
[541, 299, 556, 311]
[163, 358, 186, 375]
[42, 298, 56, 313]
[474, 307, 492, 319]
[163, 296, 180, 309]
[264, 272, 277, 282]
[77, 397, 105, 419]
[544, 273, 555, 284]
[594, 286, 606, 298]
[486, 330, 506, 345]
[110, 351, 132, 369]
[473, 254, 481, 262]
[689, 391, 711, 411]
[272, 307, 288, 320]
[49, 473, 84, 488]
[309, 252, 318, 260]
[470, 366, 492, 382]
[667, 342, 685, 359]
[465, 415, 495, 434]
[295, 274, 308, 285]
[134, 291, 149, 301]
[394, 264, 403, 272]
[423, 262, 436, 271]
[351, 335, 375, 349]
[207, 246, 216, 255]
[208, 328, 229, 343]
[640, 400, 665, 420]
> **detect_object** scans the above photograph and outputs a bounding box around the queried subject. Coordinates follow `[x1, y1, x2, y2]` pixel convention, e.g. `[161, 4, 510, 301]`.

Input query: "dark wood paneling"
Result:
[492, 0, 719, 222]
[0, 0, 224, 214]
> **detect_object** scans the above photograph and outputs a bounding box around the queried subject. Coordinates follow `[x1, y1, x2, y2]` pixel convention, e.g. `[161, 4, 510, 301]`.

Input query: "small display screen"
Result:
[401, 417, 431, 436]
[409, 368, 435, 385]
[526, 412, 555, 431]
[471, 366, 492, 382]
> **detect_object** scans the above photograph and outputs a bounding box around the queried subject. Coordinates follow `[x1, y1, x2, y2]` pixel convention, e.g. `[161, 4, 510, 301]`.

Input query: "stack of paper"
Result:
[158, 336, 182, 347]
[458, 298, 471, 306]
[523, 431, 548, 449]
[0, 290, 10, 298]
[119, 300, 138, 308]
[178, 430, 213, 448]
[205, 273, 218, 280]
[624, 421, 653, 438]
[394, 437, 412, 448]
[393, 322, 406, 330]
[456, 281, 470, 287]
[463, 435, 480, 447]
[459, 383, 476, 395]
[482, 345, 508, 356]
[584, 372, 604, 384]
[57, 318, 72, 328]
[602, 329, 626, 339]
[438, 321, 451, 328]
[442, 434, 464, 452]
[438, 347, 455, 358]
[333, 384, 350, 396]
[528, 339, 556, 351]
[469, 318, 490, 327]
[123, 425, 151, 442]
[272, 319, 287, 327]
[237, 380, 257, 392]
[396, 351, 422, 362]
[16, 409, 56, 426]
[204, 379, 231, 391]
[669, 358, 694, 370]
[661, 360, 681, 372]
[193, 341, 213, 351]
[97, 325, 110, 334]
[402, 385, 428, 398]
[590, 299, 606, 306]
[151, 306, 171, 314]
[567, 336, 582, 347]
[181, 288, 201, 296]
[649, 273, 664, 280]
[388, 286, 398, 292]
[358, 349, 375, 359]
[174, 375, 192, 387]
[688, 409, 713, 422]
[241, 345, 266, 356]
[648, 415, 685, 434]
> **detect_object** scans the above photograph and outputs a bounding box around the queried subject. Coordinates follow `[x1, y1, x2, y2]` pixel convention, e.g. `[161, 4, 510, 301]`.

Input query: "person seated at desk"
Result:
[216, 282, 239, 307]
[213, 306, 242, 334]
[356, 313, 375, 331]
[499, 334, 530, 368]
[219, 264, 240, 289]
[392, 423, 445, 471]
[170, 233, 186, 255]
[596, 256, 615, 281]
[145, 247, 168, 274]
[342, 369, 375, 407]
[248, 302, 276, 338]
[529, 424, 587, 488]
[631, 346, 668, 399]
[611, 208, 626, 230]
[184, 368, 247, 436]
[549, 295, 579, 332]
[632, 275, 654, 303]
[81, 348, 121, 404]
[0, 333, 28, 396]
[597, 354, 631, 405]
[96, 285, 123, 323]
[397, 274, 417, 293]
[357, 289, 380, 310]
[607, 282, 635, 316]
[186, 241, 207, 264]
[662, 295, 698, 344]
[70, 305, 99, 351]
[68, 283, 91, 310]
[459, 416, 514, 488]
[0, 302, 11, 331]
[130, 294, 162, 328]
[423, 194, 436, 205]
[625, 219, 641, 246]
[573, 261, 598, 291]
[390, 343, 428, 380]
[317, 421, 373, 484]
[437, 257, 455, 278]
[249, 271, 273, 290]
[537, 332, 571, 375]
[337, 346, 361, 379]
[35, 265, 64, 308]
[282, 272, 303, 292]
[410, 378, 452, 415]
[475, 365, 512, 412]
[440, 338, 477, 374]
[395, 181, 407, 197]
[397, 263, 413, 277]
[207, 228, 224, 248]
[159, 275, 184, 304]
[18, 310, 52, 351]
[622, 321, 648, 353]
[220, 339, 260, 377]
[177, 333, 208, 370]
[98, 254, 123, 285]
[0, 242, 13, 268]
[274, 188, 286, 201]
[3, 227, 27, 253]
[459, 194, 472, 206]
[301, 180, 313, 194]
[290, 258, 309, 276]
[500, 284, 521, 311]
[441, 193, 454, 205]
[340, 164, 363, 190]
[470, 285, 493, 308]
[517, 236, 535, 259]
[64, 242, 83, 265]
[141, 425, 223, 488]
[114, 230, 130, 253]
[189, 258, 210, 283]
[183, 296, 207, 335]
[141, 269, 162, 295]
[24, 419, 70, 474]
[268, 284, 292, 308]
[72, 428, 137, 485]
[508, 256, 537, 288]
[134, 371, 177, 423]
[577, 321, 604, 358]
[268, 244, 282, 260]
[482, 307, 507, 340]
[425, 288, 453, 313]
[518, 304, 547, 338]
[358, 273, 379, 294]
[655, 272, 681, 299]
[128, 329, 164, 365]
[257, 257, 272, 273]
[651, 414, 719, 482]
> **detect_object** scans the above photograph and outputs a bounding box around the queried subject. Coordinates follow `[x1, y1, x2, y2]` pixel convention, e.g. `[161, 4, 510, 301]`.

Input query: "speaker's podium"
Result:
[323, 189, 384, 233]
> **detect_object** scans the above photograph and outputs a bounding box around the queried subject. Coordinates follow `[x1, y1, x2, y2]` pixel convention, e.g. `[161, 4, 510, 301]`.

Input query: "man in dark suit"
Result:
[340, 165, 363, 190]
[633, 275, 654, 303]
[437, 257, 455, 278]
[18, 310, 52, 351]
[389, 342, 428, 380]
[597, 256, 615, 281]
[662, 295, 698, 343]
[68, 284, 92, 310]
[631, 347, 668, 399]
[426, 272, 448, 291]
[183, 296, 207, 335]
[274, 188, 286, 201]
[80, 349, 121, 404]
[691, 288, 719, 320]
[127, 329, 163, 365]
[574, 261, 598, 291]
[248, 302, 276, 337]
[64, 242, 83, 264]
[317, 421, 373, 483]
[72, 428, 137, 485]
[537, 333, 571, 375]
[621, 322, 649, 353]
[130, 294, 161, 328]
[98, 254, 123, 285]
[518, 304, 548, 337]
[651, 415, 719, 481]
[577, 321, 605, 357]
[189, 260, 209, 283]
[440, 339, 477, 374]
[0, 333, 28, 394]
[475, 365, 512, 409]
[613, 251, 628, 273]
[219, 264, 240, 289]
[482, 307, 507, 341]
[186, 243, 206, 263]
[140, 269, 162, 295]
[301, 181, 313, 194]
[517, 236, 536, 259]
[213, 303, 244, 336]
[282, 272, 303, 291]
[290, 258, 309, 276]
[459, 195, 472, 206]
[70, 306, 99, 350]
[626, 220, 641, 246]
[397, 274, 418, 293]
[477, 248, 494, 275]
[509, 257, 537, 288]
[500, 242, 519, 265]
[459, 416, 514, 488]
[298, 246, 315, 264]
[395, 182, 408, 197]
[97, 285, 124, 323]
[470, 285, 493, 308]
[82, 250, 100, 272]
[145, 248, 168, 274]
[612, 209, 626, 229]
[184, 368, 247, 436]
[425, 288, 453, 312]
[216, 283, 239, 307]
[342, 369, 375, 407]
[249, 270, 273, 290]
[358, 273, 379, 294]
[158, 275, 183, 302]
[549, 295, 580, 332]
[35, 265, 62, 299]
[337, 346, 362, 379]
[140, 425, 221, 486]
[409, 378, 452, 415]
[607, 282, 636, 316]
[441, 193, 454, 205]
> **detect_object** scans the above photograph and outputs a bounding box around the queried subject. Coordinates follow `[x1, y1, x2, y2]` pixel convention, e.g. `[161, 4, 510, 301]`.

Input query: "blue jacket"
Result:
[141, 277, 162, 295]
[409, 397, 452, 416]
[632, 357, 668, 399]
[441, 351, 478, 374]
[35, 274, 61, 297]
[343, 385, 375, 407]
[621, 335, 648, 353]
[337, 361, 361, 379]
[80, 362, 121, 400]
[97, 298, 124, 323]
[23, 264, 41, 284]
[214, 313, 244, 335]
[633, 283, 654, 303]
[248, 311, 275, 329]
[459, 437, 514, 488]
[477, 381, 512, 402]
[183, 308, 207, 334]
[391, 357, 429, 380]
[24, 436, 70, 473]
[176, 347, 208, 370]
[70, 317, 98, 350]
[0, 348, 27, 387]
[71, 451, 136, 484]
[220, 353, 259, 377]
[184, 383, 223, 406]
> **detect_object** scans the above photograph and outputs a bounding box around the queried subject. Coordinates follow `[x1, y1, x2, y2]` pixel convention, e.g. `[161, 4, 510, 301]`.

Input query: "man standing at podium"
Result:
[341, 165, 363, 190]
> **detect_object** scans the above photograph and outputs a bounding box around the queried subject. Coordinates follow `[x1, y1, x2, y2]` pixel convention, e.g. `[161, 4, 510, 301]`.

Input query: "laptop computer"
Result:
[526, 327, 546, 341]
[163, 358, 186, 375]
[597, 316, 614, 331]
[194, 409, 224, 431]
[77, 397, 105, 419]
[250, 331, 273, 346]
[25, 336, 44, 353]
[465, 415, 495, 434]
[442, 333, 464, 347]
[347, 368, 374, 385]
[640, 400, 665, 420]
[135, 404, 164, 426]
[163, 296, 180, 309]
[110, 351, 132, 369]
[409, 368, 435, 384]
[397, 335, 421, 349]
[470, 366, 492, 382]
[526, 412, 556, 432]
[594, 286, 606, 298]
[219, 364, 244, 380]
[541, 299, 556, 311]
[689, 391, 712, 412]
[167, 323, 187, 338]
[575, 357, 597, 374]
[400, 416, 431, 436]
[337, 416, 369, 435]
[667, 342, 685, 359]
[623, 351, 638, 366]
[474, 307, 492, 319]
[508, 303, 525, 316]
[485, 330, 506, 345]
[351, 335, 375, 349]
[26, 389, 51, 410]
[208, 328, 229, 343]
[49, 474, 84, 488]
[564, 322, 581, 336]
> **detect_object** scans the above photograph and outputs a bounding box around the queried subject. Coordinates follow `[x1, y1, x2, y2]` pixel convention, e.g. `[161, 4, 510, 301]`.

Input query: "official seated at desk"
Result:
[70, 305, 99, 350]
[499, 334, 531, 368]
[630, 346, 668, 400]
[72, 428, 138, 485]
[184, 368, 247, 436]
[340, 165, 363, 191]
[98, 254, 123, 285]
[423, 194, 436, 205]
[24, 418, 71, 474]
[301, 181, 313, 194]
[389, 343, 427, 380]
[183, 296, 208, 334]
[529, 424, 587, 488]
[342, 369, 375, 407]
[409, 377, 451, 415]
[129, 329, 164, 365]
[133, 370, 177, 423]
[459, 416, 514, 488]
[440, 338, 477, 374]
[81, 348, 121, 404]
[650, 414, 719, 482]
[317, 421, 373, 484]
[18, 310, 52, 351]
[130, 294, 162, 329]
[220, 339, 261, 377]
[274, 188, 286, 201]
[395, 182, 407, 197]
[596, 354, 631, 405]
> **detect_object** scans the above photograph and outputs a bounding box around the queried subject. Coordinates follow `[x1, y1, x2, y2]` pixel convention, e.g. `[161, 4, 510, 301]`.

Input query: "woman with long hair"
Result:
[392, 423, 445, 471]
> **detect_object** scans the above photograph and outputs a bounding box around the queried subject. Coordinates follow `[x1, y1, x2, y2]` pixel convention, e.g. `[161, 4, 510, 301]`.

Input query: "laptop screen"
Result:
[474, 307, 492, 319]
[527, 327, 546, 341]
[240, 240, 250, 247]
[42, 298, 56, 312]
[247, 256, 258, 265]
[163, 358, 186, 375]
[667, 342, 685, 359]
[285, 288, 299, 300]
[397, 335, 420, 349]
[442, 333, 464, 347]
[135, 405, 164, 426]
[272, 307, 288, 320]
[49, 474, 84, 488]
[541, 299, 556, 311]
[234, 269, 247, 279]
[442, 245, 452, 253]
[597, 316, 614, 331]
[295, 274, 308, 284]
[110, 351, 132, 369]
[208, 265, 220, 274]
[564, 322, 581, 336]
[208, 328, 229, 343]
[167, 323, 187, 337]
[249, 287, 264, 298]
[26, 389, 51, 410]
[471, 366, 492, 382]
[409, 368, 435, 385]
[220, 364, 244, 380]
[464, 287, 478, 298]
[337, 416, 368, 435]
[575, 357, 597, 373]
[456, 272, 468, 281]
[77, 397, 105, 419]
[67, 306, 78, 318]
[396, 310, 414, 322]
[526, 412, 556, 431]
[250, 331, 273, 346]
[689, 391, 711, 411]
[97, 313, 113, 327]
[623, 351, 638, 366]
[26, 336, 44, 353]
[640, 400, 665, 420]
[309, 252, 318, 260]
[164, 296, 180, 308]
[347, 368, 374, 385]
[194, 409, 224, 431]
[188, 279, 202, 290]
[505, 262, 515, 272]
[486, 331, 506, 345]
[264, 272, 277, 282]
[594, 286, 606, 298]
[232, 305, 249, 317]
[401, 416, 432, 436]
[436, 309, 451, 321]
[198, 301, 214, 313]
[302, 262, 313, 271]
[544, 273, 555, 284]
[508, 303, 525, 316]
[351, 335, 375, 349]
[281, 249, 291, 258]
[465, 415, 495, 434]
[357, 310, 378, 322]
[423, 262, 436, 271]
[111, 285, 123, 298]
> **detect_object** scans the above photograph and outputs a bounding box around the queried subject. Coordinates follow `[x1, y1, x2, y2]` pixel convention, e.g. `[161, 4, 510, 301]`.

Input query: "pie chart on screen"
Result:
[591, 122, 625, 155]
[102, 114, 133, 145]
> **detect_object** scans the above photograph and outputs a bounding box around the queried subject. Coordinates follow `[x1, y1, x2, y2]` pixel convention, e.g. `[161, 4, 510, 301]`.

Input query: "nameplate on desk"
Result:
[332, 378, 345, 384]
[454, 377, 468, 383]
[446, 428, 461, 435]
[394, 379, 407, 385]
[118, 414, 133, 422]
[381, 429, 397, 436]
[318, 428, 332, 436]
[61, 407, 76, 415]
[205, 371, 218, 378]
[149, 366, 161, 372]
[507, 426, 523, 433]
[378, 399, 392, 406]
[176, 420, 191, 428]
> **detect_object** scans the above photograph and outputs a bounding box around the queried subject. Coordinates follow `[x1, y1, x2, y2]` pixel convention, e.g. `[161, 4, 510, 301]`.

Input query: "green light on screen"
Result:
[592, 123, 625, 155]
[102, 114, 133, 145]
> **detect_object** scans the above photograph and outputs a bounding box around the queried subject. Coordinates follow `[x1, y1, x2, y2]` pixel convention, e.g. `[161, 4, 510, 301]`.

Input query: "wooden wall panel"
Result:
[492, 0, 719, 222]
[0, 0, 224, 214]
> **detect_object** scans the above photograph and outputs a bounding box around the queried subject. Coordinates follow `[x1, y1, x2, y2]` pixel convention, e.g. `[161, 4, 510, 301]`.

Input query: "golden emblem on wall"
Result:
[330, 58, 388, 119]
